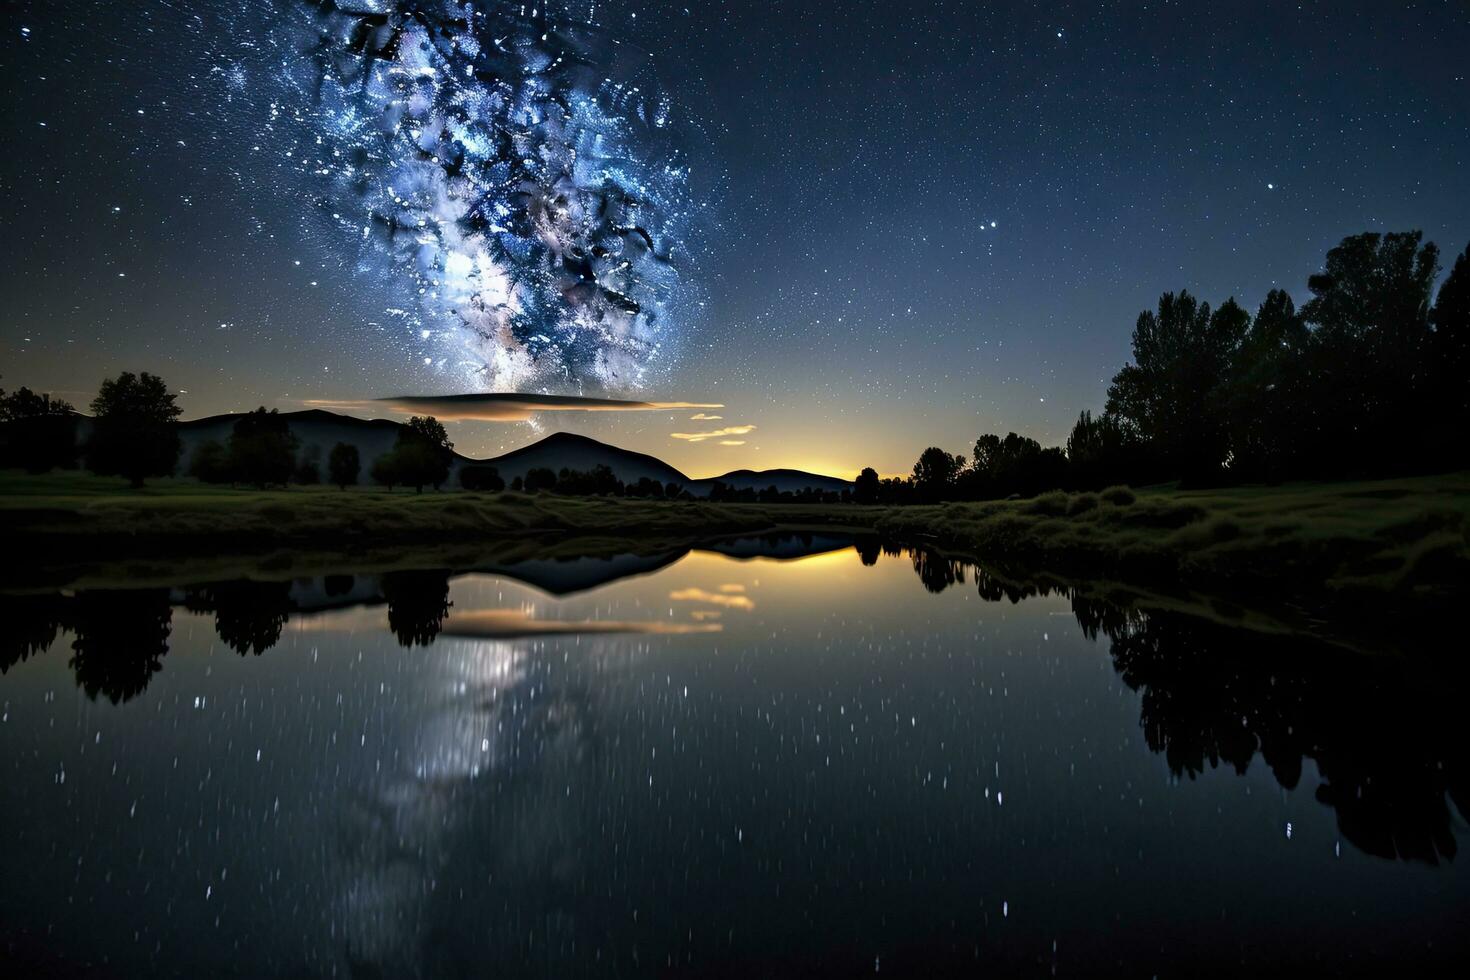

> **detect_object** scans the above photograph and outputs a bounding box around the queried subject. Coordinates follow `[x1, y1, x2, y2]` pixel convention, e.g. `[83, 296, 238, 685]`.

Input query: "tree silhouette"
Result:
[1430, 244, 1470, 459]
[86, 372, 182, 487]
[1299, 231, 1439, 476]
[228, 407, 300, 488]
[381, 570, 452, 648]
[370, 451, 402, 491]
[0, 385, 78, 473]
[393, 415, 454, 492]
[1105, 291, 1242, 483]
[328, 441, 361, 489]
[524, 467, 557, 492]
[188, 438, 232, 483]
[853, 467, 879, 504]
[459, 464, 504, 491]
[68, 589, 173, 704]
[1225, 289, 1308, 481]
[911, 447, 964, 500]
[0, 593, 66, 674]
[206, 579, 295, 655]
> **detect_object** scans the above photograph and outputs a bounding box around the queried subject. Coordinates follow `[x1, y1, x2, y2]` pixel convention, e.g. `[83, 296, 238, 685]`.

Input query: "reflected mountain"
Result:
[4, 535, 1464, 865]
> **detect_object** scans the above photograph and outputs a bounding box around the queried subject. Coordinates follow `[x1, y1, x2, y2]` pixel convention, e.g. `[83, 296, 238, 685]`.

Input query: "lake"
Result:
[2, 535, 1466, 976]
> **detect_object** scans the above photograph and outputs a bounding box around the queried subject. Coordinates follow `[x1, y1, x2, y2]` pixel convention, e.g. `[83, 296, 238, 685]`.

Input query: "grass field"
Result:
[3, 469, 1467, 623]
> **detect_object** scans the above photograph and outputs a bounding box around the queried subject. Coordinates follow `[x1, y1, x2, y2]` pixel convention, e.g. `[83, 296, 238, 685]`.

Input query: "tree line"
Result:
[5, 229, 1466, 500]
[862, 231, 1470, 503]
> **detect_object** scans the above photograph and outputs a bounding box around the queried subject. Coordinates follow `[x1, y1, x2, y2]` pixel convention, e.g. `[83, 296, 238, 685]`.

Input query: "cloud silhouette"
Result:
[669, 425, 757, 442]
[304, 393, 723, 422]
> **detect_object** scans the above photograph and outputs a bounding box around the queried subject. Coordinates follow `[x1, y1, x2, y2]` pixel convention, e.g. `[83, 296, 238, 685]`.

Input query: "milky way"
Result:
[255, 1, 703, 391]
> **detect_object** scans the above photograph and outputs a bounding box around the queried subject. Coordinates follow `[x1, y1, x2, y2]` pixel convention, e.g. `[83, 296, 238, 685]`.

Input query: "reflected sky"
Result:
[1, 542, 1466, 975]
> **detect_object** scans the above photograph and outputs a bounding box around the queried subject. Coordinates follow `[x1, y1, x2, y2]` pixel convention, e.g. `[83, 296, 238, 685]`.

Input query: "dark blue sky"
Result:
[2, 1, 1467, 475]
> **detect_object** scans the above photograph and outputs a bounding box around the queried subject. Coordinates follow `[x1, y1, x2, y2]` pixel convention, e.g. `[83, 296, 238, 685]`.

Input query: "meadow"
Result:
[3, 469, 1467, 636]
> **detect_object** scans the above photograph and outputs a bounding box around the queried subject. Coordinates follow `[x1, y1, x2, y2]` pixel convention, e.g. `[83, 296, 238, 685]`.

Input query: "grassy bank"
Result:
[3, 469, 1467, 617]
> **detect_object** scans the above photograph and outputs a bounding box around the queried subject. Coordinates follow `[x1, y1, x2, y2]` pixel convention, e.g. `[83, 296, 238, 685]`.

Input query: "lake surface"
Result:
[2, 536, 1466, 976]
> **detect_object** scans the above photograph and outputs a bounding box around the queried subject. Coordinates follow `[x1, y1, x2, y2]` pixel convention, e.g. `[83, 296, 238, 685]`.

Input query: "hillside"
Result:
[149, 409, 854, 494]
[480, 431, 690, 488]
[14, 407, 851, 495]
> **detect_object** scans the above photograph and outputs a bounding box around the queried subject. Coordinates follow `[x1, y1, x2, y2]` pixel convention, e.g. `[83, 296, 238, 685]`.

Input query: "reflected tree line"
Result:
[0, 570, 456, 702]
[858, 537, 1469, 865]
[4, 544, 1466, 864]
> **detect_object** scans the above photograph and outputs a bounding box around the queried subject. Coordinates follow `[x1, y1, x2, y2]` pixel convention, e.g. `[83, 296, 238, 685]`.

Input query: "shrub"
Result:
[1024, 491, 1070, 516]
[1067, 492, 1100, 515]
[1100, 485, 1136, 506]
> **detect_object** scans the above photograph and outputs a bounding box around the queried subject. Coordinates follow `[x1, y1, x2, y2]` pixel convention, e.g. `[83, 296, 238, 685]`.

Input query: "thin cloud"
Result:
[304, 392, 723, 422]
[668, 587, 755, 611]
[441, 609, 721, 638]
[669, 424, 757, 443]
[718, 440, 746, 446]
[689, 412, 723, 420]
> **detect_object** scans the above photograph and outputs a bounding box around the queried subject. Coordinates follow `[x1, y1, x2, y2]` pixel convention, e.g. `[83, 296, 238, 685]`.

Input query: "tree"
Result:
[87, 371, 182, 487]
[912, 447, 965, 500]
[293, 445, 322, 485]
[1299, 231, 1439, 475]
[1430, 244, 1470, 464]
[1105, 291, 1241, 483]
[0, 384, 78, 472]
[68, 589, 172, 704]
[0, 385, 74, 422]
[1225, 289, 1308, 481]
[1066, 411, 1135, 490]
[326, 443, 360, 490]
[188, 439, 232, 484]
[328, 442, 361, 489]
[381, 570, 452, 648]
[853, 467, 880, 504]
[524, 467, 557, 492]
[205, 579, 294, 656]
[227, 407, 299, 488]
[393, 415, 453, 492]
[371, 451, 402, 491]
[459, 464, 504, 491]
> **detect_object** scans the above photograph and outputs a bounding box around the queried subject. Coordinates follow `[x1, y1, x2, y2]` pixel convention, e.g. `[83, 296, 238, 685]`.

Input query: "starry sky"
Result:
[2, 1, 1467, 478]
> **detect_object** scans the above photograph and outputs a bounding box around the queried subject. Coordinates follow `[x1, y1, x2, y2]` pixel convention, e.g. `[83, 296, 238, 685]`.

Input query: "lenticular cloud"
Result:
[295, 0, 701, 390]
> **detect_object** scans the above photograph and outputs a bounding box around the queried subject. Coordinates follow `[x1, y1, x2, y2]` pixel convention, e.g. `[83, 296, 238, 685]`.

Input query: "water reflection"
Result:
[381, 569, 454, 648]
[1, 535, 1466, 974]
[895, 544, 1470, 868]
[2, 535, 1463, 872]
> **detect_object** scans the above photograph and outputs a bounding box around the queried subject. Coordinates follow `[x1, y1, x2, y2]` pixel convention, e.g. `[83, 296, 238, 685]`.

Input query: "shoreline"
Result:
[3, 470, 1467, 649]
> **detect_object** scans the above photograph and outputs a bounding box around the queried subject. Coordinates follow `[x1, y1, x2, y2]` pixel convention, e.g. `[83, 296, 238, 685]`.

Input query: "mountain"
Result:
[59, 407, 851, 495]
[478, 431, 689, 488]
[176, 409, 433, 482]
[689, 468, 853, 495]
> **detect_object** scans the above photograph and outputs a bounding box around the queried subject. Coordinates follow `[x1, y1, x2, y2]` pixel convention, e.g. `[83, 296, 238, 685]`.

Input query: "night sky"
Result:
[2, 1, 1467, 477]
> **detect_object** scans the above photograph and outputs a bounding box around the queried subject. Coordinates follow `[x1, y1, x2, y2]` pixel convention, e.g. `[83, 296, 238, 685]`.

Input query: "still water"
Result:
[1, 536, 1466, 976]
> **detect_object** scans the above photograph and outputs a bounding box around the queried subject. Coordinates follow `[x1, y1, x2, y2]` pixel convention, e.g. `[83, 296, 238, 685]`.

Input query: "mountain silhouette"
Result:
[142, 408, 852, 495]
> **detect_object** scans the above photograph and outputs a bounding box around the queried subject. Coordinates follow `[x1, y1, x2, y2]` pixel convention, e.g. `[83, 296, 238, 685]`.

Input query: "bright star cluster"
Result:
[258, 1, 704, 391]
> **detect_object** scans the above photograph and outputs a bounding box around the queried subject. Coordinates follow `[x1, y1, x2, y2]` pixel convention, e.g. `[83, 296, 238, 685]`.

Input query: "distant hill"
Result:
[689, 468, 853, 496]
[481, 431, 689, 488]
[51, 407, 851, 495]
[176, 409, 428, 482]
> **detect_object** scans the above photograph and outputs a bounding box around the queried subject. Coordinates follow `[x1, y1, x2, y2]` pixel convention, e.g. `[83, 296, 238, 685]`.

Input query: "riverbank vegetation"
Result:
[3, 469, 1466, 621]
